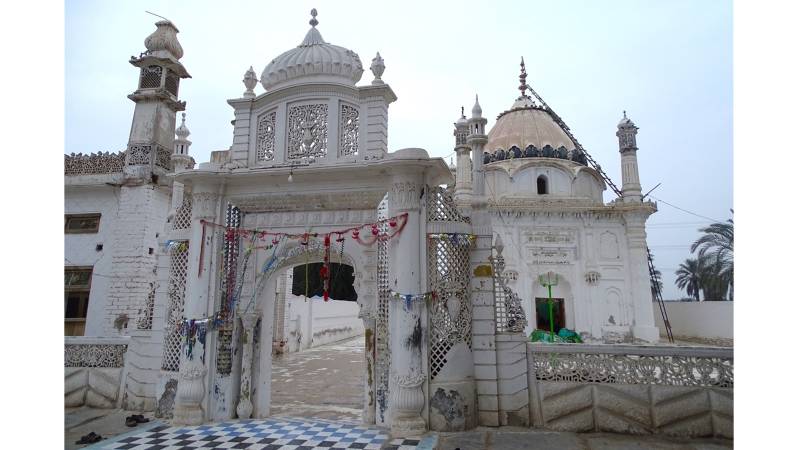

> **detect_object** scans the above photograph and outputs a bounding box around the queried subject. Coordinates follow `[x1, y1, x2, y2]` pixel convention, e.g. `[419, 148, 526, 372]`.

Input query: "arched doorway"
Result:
[241, 241, 372, 421]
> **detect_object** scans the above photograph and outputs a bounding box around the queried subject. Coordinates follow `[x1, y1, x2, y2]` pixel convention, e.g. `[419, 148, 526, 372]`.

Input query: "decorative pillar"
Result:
[236, 312, 260, 418]
[173, 186, 219, 425]
[388, 174, 427, 436]
[453, 108, 472, 207]
[468, 95, 488, 198]
[625, 212, 659, 342]
[359, 246, 378, 424]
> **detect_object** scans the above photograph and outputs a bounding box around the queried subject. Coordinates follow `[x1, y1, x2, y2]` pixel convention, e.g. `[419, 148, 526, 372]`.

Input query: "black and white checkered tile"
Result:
[95, 417, 392, 449]
[382, 438, 421, 450]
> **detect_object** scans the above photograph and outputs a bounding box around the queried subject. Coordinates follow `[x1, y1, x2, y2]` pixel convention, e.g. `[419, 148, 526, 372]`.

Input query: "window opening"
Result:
[537, 175, 548, 195]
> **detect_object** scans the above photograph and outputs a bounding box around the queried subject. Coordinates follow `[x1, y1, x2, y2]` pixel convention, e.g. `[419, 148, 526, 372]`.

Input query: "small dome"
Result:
[471, 95, 483, 118]
[486, 104, 576, 152]
[144, 20, 183, 60]
[618, 111, 637, 129]
[260, 10, 364, 91]
[175, 113, 190, 139]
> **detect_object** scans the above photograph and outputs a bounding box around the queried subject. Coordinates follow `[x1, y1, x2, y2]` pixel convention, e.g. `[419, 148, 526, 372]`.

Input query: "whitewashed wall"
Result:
[654, 301, 733, 340]
[282, 270, 363, 352]
[64, 186, 120, 337]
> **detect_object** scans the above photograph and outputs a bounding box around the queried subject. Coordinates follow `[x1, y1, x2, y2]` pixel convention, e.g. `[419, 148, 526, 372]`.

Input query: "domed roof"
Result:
[144, 20, 183, 60]
[486, 101, 576, 152]
[486, 59, 576, 152]
[260, 9, 364, 91]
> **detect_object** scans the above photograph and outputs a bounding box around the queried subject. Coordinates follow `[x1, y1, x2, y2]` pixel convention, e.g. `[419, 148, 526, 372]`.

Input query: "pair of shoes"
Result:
[125, 414, 150, 427]
[75, 431, 103, 444]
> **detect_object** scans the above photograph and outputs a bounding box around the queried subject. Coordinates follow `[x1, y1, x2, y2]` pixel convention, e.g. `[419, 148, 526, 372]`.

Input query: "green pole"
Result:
[548, 284, 554, 341]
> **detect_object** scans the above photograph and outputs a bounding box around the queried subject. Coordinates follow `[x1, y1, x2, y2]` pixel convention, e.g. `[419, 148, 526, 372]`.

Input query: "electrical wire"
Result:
[649, 195, 724, 223]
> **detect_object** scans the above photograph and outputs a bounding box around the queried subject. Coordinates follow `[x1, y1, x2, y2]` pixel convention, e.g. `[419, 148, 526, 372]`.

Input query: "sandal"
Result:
[133, 414, 150, 423]
[75, 432, 103, 445]
[125, 416, 138, 427]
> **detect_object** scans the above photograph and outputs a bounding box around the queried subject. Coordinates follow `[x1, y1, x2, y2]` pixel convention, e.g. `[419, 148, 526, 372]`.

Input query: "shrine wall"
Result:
[491, 213, 638, 343]
[64, 186, 121, 337]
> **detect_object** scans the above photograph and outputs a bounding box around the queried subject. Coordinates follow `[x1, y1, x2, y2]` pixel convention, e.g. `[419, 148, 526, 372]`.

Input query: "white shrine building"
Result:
[62, 10, 725, 438]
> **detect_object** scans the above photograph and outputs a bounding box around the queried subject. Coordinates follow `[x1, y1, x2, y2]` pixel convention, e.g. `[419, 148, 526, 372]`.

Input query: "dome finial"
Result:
[461, 106, 465, 118]
[472, 94, 483, 118]
[518, 56, 529, 99]
[309, 8, 319, 27]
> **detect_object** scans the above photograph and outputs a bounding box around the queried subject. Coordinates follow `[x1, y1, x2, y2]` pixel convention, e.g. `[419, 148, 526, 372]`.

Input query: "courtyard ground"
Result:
[66, 335, 732, 449]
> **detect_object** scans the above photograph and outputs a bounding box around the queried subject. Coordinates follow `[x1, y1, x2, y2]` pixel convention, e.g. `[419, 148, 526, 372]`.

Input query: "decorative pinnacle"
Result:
[518, 56, 529, 98]
[623, 110, 627, 119]
[461, 106, 465, 118]
[309, 8, 318, 27]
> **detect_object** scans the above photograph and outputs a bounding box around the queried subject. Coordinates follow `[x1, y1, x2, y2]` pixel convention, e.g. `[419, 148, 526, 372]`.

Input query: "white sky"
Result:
[65, 0, 732, 300]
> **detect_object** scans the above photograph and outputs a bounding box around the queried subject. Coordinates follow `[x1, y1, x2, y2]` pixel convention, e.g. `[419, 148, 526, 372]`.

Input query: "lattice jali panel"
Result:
[126, 145, 152, 165]
[65, 344, 127, 368]
[216, 204, 241, 375]
[339, 104, 359, 156]
[530, 351, 733, 388]
[140, 65, 162, 89]
[427, 236, 472, 379]
[136, 282, 156, 330]
[427, 186, 470, 223]
[155, 145, 172, 170]
[375, 197, 391, 423]
[161, 242, 189, 372]
[287, 103, 328, 160]
[256, 111, 277, 161]
[64, 152, 125, 175]
[172, 194, 192, 231]
[490, 253, 527, 333]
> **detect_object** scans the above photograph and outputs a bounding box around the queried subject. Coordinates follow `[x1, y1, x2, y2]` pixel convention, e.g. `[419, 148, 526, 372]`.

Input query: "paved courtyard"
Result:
[271, 336, 366, 422]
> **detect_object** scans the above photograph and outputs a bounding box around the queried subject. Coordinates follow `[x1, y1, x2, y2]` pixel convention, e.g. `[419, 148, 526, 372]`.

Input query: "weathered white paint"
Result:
[654, 301, 733, 340]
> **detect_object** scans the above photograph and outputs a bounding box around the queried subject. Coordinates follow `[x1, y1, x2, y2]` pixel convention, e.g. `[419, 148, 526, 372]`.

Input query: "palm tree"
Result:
[675, 258, 703, 301]
[691, 212, 733, 300]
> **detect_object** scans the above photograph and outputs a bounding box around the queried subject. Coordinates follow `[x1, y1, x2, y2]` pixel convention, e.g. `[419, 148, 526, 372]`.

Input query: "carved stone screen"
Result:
[287, 104, 328, 160]
[256, 111, 277, 162]
[161, 242, 189, 372]
[339, 104, 359, 156]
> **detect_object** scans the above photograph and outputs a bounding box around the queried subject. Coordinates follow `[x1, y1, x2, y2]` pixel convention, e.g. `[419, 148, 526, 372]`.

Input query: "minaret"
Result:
[467, 95, 488, 197]
[172, 113, 194, 171]
[616, 111, 643, 202]
[104, 20, 189, 336]
[125, 20, 191, 183]
[453, 107, 472, 204]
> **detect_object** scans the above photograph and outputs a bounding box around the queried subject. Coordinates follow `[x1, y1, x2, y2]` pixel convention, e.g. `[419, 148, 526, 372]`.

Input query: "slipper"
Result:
[88, 433, 103, 443]
[125, 416, 138, 427]
[75, 432, 102, 445]
[133, 414, 150, 423]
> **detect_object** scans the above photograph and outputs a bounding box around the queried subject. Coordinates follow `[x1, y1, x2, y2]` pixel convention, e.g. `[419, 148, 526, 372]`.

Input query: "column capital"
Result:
[190, 191, 220, 220]
[389, 180, 423, 212]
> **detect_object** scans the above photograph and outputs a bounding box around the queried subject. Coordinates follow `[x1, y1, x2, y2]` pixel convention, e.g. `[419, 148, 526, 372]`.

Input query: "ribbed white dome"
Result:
[486, 99, 576, 152]
[260, 12, 363, 91]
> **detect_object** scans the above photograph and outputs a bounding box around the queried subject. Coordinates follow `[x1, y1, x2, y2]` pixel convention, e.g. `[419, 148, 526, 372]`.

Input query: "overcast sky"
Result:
[65, 0, 732, 300]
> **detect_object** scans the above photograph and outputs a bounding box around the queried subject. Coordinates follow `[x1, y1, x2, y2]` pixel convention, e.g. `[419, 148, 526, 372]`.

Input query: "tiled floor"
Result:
[93, 417, 391, 450]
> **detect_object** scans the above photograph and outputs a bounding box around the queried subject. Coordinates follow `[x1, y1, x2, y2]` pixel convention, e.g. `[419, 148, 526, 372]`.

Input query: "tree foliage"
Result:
[674, 210, 733, 301]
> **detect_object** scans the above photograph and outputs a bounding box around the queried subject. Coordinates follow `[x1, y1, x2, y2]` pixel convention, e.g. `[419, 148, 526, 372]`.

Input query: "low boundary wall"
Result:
[65, 336, 130, 408]
[527, 343, 733, 438]
[654, 301, 733, 340]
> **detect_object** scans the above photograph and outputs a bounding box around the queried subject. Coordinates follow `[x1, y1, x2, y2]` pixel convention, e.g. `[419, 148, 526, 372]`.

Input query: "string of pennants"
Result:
[171, 222, 476, 359]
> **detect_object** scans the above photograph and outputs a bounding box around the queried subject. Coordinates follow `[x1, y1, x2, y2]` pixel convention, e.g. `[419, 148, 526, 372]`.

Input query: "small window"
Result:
[537, 175, 548, 195]
[65, 267, 93, 336]
[65, 214, 101, 234]
[139, 65, 163, 89]
[165, 69, 180, 96]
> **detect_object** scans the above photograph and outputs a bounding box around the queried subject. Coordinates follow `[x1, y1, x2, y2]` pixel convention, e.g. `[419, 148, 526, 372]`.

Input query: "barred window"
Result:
[165, 69, 180, 96]
[140, 65, 163, 89]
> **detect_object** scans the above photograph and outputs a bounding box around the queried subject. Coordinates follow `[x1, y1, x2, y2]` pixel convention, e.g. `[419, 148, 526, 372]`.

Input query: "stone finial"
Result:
[243, 66, 258, 98]
[370, 52, 385, 85]
[309, 8, 319, 27]
[518, 56, 530, 99]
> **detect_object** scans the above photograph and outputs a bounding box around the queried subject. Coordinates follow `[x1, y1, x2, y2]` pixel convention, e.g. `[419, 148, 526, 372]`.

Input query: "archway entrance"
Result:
[269, 262, 365, 421]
